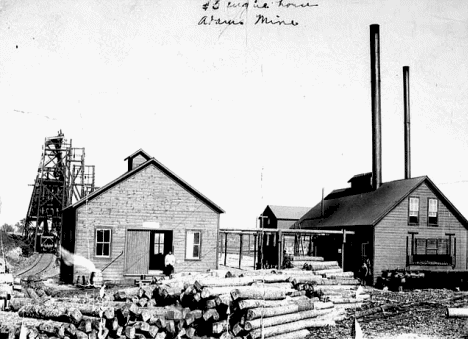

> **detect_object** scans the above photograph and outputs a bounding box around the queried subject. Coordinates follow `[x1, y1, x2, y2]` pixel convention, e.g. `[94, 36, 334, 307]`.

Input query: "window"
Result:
[428, 198, 438, 226]
[186, 230, 201, 260]
[408, 197, 419, 225]
[154, 233, 165, 254]
[415, 238, 449, 255]
[96, 229, 111, 257]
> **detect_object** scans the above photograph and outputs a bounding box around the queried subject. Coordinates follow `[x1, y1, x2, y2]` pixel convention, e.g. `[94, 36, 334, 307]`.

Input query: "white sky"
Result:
[0, 0, 467, 229]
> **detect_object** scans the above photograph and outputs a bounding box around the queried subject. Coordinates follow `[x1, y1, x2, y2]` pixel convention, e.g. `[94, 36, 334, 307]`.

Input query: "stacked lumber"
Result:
[6, 268, 364, 339]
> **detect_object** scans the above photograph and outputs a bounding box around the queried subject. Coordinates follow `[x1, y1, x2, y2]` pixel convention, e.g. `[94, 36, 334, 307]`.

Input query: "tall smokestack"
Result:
[370, 24, 382, 190]
[403, 66, 411, 179]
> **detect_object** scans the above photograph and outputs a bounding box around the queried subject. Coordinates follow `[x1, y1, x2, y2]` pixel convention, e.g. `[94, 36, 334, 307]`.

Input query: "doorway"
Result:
[149, 231, 173, 270]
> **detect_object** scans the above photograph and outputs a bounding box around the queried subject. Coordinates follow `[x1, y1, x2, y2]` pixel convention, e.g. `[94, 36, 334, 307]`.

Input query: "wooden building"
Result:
[296, 173, 468, 283]
[260, 205, 311, 229]
[259, 205, 311, 258]
[61, 149, 224, 283]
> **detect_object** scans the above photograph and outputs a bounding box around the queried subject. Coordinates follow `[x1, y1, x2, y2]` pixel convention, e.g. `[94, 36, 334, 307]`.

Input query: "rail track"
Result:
[15, 253, 56, 279]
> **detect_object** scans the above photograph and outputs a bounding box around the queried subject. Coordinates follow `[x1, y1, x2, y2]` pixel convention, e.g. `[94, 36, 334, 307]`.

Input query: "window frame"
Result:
[185, 229, 202, 261]
[95, 228, 112, 258]
[427, 198, 439, 226]
[408, 196, 420, 225]
[153, 232, 165, 255]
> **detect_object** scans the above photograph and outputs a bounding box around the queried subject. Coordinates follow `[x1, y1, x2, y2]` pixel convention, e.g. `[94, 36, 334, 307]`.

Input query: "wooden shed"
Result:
[61, 149, 224, 283]
[296, 173, 468, 283]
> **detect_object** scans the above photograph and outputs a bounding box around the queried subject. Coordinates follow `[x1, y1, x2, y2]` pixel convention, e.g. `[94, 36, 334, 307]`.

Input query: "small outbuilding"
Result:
[61, 149, 224, 283]
[259, 205, 311, 229]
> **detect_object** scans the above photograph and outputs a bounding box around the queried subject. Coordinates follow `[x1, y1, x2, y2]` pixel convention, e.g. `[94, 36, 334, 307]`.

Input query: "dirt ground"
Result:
[217, 254, 468, 339]
[4, 251, 468, 338]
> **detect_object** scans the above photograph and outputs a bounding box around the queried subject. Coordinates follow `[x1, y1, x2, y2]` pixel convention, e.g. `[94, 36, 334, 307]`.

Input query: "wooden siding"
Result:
[125, 230, 150, 274]
[132, 154, 148, 170]
[374, 182, 467, 281]
[73, 164, 220, 282]
[277, 220, 296, 229]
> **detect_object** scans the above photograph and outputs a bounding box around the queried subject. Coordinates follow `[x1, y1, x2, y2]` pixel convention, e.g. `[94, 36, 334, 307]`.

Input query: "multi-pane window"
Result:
[415, 238, 449, 255]
[408, 197, 420, 225]
[428, 198, 438, 226]
[96, 229, 111, 257]
[186, 230, 201, 260]
[154, 233, 165, 254]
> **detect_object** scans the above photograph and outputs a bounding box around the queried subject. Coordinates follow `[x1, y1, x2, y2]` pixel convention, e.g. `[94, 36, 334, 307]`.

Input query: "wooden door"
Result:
[125, 230, 150, 275]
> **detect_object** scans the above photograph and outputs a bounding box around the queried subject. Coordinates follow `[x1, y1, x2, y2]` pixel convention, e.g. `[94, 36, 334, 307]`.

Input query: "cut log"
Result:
[251, 275, 290, 283]
[9, 297, 41, 311]
[446, 308, 468, 318]
[41, 300, 115, 318]
[293, 261, 340, 270]
[231, 288, 286, 301]
[166, 320, 176, 334]
[250, 282, 293, 290]
[245, 308, 334, 330]
[246, 301, 315, 320]
[18, 304, 83, 324]
[239, 270, 276, 277]
[248, 318, 335, 339]
[332, 302, 362, 310]
[203, 308, 220, 321]
[313, 302, 334, 310]
[293, 256, 324, 262]
[316, 279, 358, 286]
[237, 297, 309, 310]
[205, 298, 217, 309]
[215, 294, 232, 307]
[212, 320, 229, 334]
[288, 290, 307, 297]
[323, 271, 354, 279]
[201, 287, 237, 299]
[186, 327, 196, 338]
[314, 268, 343, 276]
[327, 296, 363, 304]
[231, 323, 244, 336]
[195, 277, 254, 290]
[289, 276, 323, 285]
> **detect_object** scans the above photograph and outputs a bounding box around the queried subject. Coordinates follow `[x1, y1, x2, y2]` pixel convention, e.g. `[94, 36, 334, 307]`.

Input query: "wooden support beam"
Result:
[253, 234, 257, 270]
[239, 233, 243, 269]
[341, 229, 346, 270]
[224, 233, 228, 266]
[277, 230, 283, 269]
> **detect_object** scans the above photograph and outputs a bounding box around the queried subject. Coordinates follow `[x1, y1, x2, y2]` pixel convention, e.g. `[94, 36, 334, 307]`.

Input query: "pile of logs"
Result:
[2, 261, 368, 339]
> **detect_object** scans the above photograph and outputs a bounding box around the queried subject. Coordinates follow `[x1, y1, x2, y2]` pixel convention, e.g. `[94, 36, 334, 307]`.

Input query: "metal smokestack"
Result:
[403, 66, 411, 179]
[370, 24, 382, 190]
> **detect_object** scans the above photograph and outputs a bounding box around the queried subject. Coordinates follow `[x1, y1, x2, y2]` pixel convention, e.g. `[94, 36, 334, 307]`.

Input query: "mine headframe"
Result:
[24, 130, 95, 252]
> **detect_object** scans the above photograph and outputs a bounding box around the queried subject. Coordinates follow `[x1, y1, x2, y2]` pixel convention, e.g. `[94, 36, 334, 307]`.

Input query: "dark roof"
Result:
[347, 172, 372, 183]
[265, 205, 311, 220]
[296, 176, 468, 229]
[65, 156, 224, 214]
[124, 149, 152, 161]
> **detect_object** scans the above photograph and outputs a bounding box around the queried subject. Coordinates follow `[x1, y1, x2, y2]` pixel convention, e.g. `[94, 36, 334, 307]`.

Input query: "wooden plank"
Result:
[126, 230, 150, 275]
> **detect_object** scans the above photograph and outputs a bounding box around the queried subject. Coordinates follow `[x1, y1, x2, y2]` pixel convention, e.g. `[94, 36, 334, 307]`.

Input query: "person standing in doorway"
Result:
[164, 251, 175, 278]
[359, 258, 369, 286]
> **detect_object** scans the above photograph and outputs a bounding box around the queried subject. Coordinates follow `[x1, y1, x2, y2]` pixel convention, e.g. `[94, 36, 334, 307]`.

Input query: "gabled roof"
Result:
[124, 148, 151, 161]
[296, 176, 468, 229]
[65, 155, 224, 214]
[264, 205, 311, 220]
